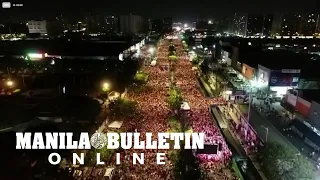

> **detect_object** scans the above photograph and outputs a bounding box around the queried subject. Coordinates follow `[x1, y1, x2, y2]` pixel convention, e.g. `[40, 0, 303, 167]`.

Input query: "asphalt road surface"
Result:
[249, 106, 298, 151]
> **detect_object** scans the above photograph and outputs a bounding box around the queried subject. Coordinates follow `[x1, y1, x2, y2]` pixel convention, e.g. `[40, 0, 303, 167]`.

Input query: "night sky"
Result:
[1, 0, 319, 22]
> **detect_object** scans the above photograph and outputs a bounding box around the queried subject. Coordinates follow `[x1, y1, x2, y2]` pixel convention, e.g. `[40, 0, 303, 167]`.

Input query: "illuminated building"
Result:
[162, 17, 172, 33]
[27, 20, 47, 35]
[246, 14, 264, 36]
[301, 14, 319, 36]
[262, 14, 273, 36]
[151, 19, 163, 32]
[105, 16, 119, 34]
[280, 14, 303, 36]
[231, 13, 247, 36]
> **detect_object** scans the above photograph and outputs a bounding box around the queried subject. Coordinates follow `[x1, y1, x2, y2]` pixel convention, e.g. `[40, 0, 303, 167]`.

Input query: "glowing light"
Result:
[119, 53, 124, 61]
[184, 24, 188, 28]
[148, 47, 154, 54]
[102, 82, 110, 92]
[28, 53, 43, 59]
[6, 80, 13, 87]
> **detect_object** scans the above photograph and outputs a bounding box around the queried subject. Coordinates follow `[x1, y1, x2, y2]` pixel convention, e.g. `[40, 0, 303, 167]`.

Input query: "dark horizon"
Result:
[1, 0, 320, 22]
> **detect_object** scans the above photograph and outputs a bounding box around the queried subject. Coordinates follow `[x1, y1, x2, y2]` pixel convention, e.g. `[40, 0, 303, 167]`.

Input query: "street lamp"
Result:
[261, 126, 269, 142]
[102, 82, 110, 92]
[6, 80, 14, 87]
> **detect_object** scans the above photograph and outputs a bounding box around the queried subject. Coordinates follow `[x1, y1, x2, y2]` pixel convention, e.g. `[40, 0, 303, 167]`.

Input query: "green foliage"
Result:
[231, 159, 244, 180]
[169, 45, 175, 52]
[168, 116, 182, 132]
[168, 50, 176, 57]
[169, 55, 177, 60]
[260, 142, 314, 180]
[134, 71, 149, 84]
[192, 56, 199, 65]
[110, 98, 137, 117]
[167, 86, 183, 110]
[171, 148, 202, 179]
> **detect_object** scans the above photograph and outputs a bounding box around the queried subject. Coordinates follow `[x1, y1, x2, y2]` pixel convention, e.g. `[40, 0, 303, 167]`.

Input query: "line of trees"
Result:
[260, 142, 314, 180]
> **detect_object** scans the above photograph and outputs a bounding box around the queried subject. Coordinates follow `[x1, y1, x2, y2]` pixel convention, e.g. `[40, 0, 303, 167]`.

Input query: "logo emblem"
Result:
[90, 133, 107, 149]
[271, 76, 278, 84]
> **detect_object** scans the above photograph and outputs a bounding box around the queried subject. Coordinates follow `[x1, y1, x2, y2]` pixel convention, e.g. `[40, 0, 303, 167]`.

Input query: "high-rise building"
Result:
[271, 14, 282, 36]
[301, 13, 319, 36]
[151, 19, 162, 32]
[280, 14, 303, 36]
[246, 14, 264, 36]
[162, 17, 172, 33]
[105, 15, 119, 34]
[262, 14, 273, 36]
[83, 14, 105, 33]
[119, 15, 144, 35]
[231, 13, 247, 36]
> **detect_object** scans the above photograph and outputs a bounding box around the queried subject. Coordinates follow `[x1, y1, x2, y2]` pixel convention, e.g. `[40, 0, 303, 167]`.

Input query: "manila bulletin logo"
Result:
[15, 132, 204, 165]
[90, 132, 107, 149]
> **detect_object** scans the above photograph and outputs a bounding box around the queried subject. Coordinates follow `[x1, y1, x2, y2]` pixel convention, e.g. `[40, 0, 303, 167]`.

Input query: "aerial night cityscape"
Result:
[1, 1, 320, 180]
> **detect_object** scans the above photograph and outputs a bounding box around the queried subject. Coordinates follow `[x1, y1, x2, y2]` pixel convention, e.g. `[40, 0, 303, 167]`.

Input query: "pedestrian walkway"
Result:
[212, 106, 268, 180]
[229, 110, 240, 124]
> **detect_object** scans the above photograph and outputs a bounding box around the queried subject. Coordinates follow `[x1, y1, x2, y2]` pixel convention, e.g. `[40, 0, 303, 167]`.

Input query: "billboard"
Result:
[269, 70, 300, 86]
[257, 68, 269, 88]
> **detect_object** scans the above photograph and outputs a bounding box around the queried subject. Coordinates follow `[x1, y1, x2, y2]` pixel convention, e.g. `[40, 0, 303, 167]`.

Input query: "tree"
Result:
[167, 86, 183, 110]
[110, 98, 137, 117]
[134, 71, 149, 84]
[260, 142, 314, 180]
[169, 45, 175, 52]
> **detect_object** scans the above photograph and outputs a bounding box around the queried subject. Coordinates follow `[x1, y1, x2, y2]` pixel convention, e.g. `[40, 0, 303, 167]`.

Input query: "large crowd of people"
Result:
[172, 40, 232, 172]
[111, 40, 175, 180]
[90, 37, 235, 179]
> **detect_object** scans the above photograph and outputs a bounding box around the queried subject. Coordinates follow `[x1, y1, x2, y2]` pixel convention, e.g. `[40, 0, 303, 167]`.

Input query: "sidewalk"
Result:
[213, 106, 268, 180]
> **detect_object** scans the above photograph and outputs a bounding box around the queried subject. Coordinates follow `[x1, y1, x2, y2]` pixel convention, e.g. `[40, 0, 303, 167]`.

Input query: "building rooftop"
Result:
[293, 89, 320, 104]
[257, 50, 310, 69]
[0, 40, 132, 56]
[237, 46, 263, 67]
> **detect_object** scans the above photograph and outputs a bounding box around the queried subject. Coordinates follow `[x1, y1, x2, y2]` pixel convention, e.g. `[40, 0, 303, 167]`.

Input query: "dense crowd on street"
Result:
[111, 40, 175, 180]
[81, 37, 236, 179]
[172, 40, 233, 175]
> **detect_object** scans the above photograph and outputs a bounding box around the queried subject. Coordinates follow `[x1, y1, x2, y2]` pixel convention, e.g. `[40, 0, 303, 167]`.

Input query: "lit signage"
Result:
[281, 69, 301, 73]
[119, 53, 123, 61]
[27, 53, 43, 60]
[270, 76, 278, 84]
